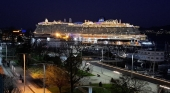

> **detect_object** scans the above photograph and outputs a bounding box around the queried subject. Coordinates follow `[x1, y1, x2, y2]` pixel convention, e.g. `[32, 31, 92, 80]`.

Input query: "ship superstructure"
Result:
[34, 18, 149, 46]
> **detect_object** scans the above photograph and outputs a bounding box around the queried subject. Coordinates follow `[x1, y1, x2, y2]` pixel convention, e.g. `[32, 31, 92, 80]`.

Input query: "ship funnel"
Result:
[64, 18, 66, 22]
[45, 18, 48, 23]
[119, 19, 121, 24]
[69, 18, 72, 23]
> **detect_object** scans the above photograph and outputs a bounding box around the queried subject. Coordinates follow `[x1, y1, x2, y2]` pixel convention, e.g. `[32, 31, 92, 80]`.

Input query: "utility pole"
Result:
[23, 54, 26, 92]
[131, 54, 134, 78]
[153, 47, 156, 76]
[101, 48, 103, 74]
[43, 63, 46, 93]
[36, 62, 53, 93]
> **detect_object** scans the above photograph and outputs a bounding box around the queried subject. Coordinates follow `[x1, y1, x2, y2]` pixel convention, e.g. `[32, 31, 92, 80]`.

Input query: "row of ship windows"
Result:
[40, 25, 134, 29]
[38, 30, 132, 32]
[139, 52, 164, 55]
[141, 56, 164, 60]
[148, 57, 164, 60]
[37, 27, 134, 31]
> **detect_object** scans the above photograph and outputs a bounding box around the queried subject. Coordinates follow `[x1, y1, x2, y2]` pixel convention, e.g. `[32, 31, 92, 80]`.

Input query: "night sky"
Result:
[0, 0, 170, 29]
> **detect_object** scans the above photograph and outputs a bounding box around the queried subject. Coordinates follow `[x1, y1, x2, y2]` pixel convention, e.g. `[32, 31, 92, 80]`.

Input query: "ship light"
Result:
[74, 38, 77, 41]
[118, 41, 121, 45]
[47, 37, 50, 41]
[56, 33, 61, 37]
[141, 42, 152, 45]
[66, 35, 69, 38]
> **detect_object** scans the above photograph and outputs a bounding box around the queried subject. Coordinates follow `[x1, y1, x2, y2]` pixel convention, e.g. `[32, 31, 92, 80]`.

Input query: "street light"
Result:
[23, 54, 26, 92]
[131, 54, 134, 78]
[18, 53, 26, 92]
[43, 63, 46, 93]
[131, 50, 137, 78]
[100, 48, 104, 74]
[34, 63, 46, 93]
[34, 63, 52, 93]
[102, 48, 104, 61]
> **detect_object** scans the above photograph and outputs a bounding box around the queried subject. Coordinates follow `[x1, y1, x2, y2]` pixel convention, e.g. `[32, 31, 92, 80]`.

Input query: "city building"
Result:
[137, 50, 164, 62]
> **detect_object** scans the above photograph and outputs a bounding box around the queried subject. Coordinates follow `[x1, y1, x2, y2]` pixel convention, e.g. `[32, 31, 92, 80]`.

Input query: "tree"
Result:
[63, 49, 91, 93]
[55, 41, 91, 93]
[45, 65, 69, 93]
[110, 75, 152, 93]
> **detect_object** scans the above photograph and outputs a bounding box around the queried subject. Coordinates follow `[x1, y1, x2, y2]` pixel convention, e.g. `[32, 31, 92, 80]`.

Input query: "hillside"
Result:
[140, 25, 170, 31]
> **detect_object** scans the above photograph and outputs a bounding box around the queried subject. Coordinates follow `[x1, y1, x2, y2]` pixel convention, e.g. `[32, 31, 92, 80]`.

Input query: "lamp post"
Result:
[34, 63, 47, 93]
[23, 54, 26, 92]
[102, 48, 103, 61]
[131, 54, 134, 78]
[18, 53, 26, 92]
[131, 50, 137, 78]
[43, 63, 46, 93]
[101, 48, 103, 74]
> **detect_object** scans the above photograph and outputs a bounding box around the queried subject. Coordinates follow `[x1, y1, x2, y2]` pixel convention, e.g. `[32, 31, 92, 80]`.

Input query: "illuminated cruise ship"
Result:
[34, 18, 151, 46]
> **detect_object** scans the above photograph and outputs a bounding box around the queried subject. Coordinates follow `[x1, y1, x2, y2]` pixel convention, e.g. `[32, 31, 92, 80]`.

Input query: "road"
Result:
[82, 60, 170, 93]
[0, 56, 51, 93]
[90, 61, 170, 87]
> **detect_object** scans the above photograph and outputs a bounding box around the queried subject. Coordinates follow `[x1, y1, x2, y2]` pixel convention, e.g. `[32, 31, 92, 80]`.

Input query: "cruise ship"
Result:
[34, 18, 151, 46]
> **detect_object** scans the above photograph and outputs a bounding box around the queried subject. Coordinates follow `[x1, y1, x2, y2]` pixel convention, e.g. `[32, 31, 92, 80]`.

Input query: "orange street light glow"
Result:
[56, 33, 61, 37]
